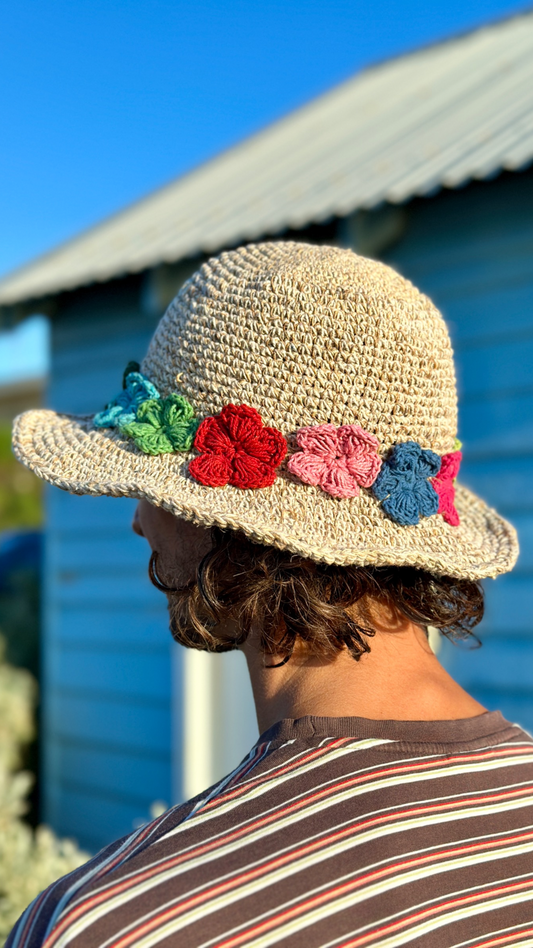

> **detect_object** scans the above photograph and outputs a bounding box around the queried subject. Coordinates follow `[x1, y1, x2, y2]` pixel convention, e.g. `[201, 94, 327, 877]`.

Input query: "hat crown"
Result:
[142, 242, 457, 453]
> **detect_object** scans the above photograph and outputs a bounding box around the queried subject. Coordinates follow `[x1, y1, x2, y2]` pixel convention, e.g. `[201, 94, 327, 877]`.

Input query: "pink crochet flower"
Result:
[433, 450, 462, 526]
[288, 423, 382, 499]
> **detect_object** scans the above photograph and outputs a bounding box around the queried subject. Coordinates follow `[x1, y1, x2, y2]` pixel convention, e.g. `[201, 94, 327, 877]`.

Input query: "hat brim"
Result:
[13, 409, 518, 581]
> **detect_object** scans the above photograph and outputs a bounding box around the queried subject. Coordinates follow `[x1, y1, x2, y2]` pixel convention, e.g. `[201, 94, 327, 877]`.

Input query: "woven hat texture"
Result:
[12, 241, 518, 579]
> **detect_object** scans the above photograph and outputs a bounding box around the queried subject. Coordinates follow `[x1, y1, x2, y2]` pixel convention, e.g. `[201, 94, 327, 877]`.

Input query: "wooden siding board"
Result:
[443, 638, 533, 690]
[47, 692, 171, 752]
[459, 395, 533, 459]
[51, 367, 145, 415]
[443, 685, 533, 734]
[49, 741, 170, 804]
[458, 459, 533, 513]
[390, 173, 533, 266]
[481, 573, 533, 635]
[51, 570, 165, 606]
[445, 283, 533, 343]
[48, 532, 155, 572]
[48, 645, 172, 701]
[401, 244, 533, 301]
[50, 604, 172, 646]
[46, 784, 156, 853]
[509, 518, 533, 570]
[455, 337, 533, 399]
[46, 492, 138, 529]
[388, 174, 533, 731]
[52, 328, 154, 374]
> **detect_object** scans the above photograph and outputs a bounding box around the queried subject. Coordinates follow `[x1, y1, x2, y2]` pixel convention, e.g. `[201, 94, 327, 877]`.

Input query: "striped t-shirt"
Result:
[8, 712, 533, 948]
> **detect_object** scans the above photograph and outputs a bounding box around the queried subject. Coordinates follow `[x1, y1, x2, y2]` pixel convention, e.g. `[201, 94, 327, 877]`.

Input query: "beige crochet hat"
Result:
[12, 242, 517, 580]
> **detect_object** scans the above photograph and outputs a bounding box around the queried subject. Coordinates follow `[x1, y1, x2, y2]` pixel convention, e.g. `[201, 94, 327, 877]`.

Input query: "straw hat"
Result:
[12, 242, 517, 580]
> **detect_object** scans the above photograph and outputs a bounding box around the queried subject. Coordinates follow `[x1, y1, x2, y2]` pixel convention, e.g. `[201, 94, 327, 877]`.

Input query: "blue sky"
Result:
[0, 0, 529, 382]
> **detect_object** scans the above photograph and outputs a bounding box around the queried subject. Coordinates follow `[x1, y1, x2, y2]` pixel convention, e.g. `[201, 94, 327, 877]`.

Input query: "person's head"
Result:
[13, 241, 518, 664]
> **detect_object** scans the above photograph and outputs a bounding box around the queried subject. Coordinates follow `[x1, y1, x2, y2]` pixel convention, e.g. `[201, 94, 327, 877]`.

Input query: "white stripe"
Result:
[346, 887, 533, 948]
[165, 749, 533, 841]
[32, 810, 176, 948]
[161, 738, 398, 837]
[62, 773, 533, 937]
[448, 918, 533, 948]
[183, 742, 270, 823]
[129, 844, 533, 948]
[232, 871, 533, 948]
[15, 738, 533, 948]
[39, 827, 149, 945]
[186, 739, 307, 799]
[62, 754, 533, 930]
[231, 740, 531, 793]
[69, 754, 533, 916]
[68, 776, 533, 935]
[152, 741, 533, 857]
[153, 746, 533, 869]
[49, 745, 533, 946]
[156, 743, 438, 856]
[100, 822, 533, 948]
[53, 788, 533, 948]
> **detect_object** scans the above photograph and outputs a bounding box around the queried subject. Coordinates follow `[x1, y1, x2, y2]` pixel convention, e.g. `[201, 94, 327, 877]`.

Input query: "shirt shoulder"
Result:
[8, 714, 533, 948]
[4, 801, 195, 948]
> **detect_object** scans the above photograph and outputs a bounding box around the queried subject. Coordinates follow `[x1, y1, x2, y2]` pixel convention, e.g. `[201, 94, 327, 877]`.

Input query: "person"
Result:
[8, 241, 533, 948]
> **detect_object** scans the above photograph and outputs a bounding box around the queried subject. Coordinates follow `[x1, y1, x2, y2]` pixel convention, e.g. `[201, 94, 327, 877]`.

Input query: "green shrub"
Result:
[0, 637, 88, 944]
[0, 424, 41, 532]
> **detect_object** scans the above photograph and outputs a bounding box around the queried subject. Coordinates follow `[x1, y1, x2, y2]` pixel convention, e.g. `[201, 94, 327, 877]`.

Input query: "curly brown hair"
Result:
[153, 527, 484, 662]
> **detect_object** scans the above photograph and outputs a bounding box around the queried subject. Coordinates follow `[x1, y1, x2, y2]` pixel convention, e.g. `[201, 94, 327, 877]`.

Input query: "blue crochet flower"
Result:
[94, 371, 160, 430]
[372, 441, 440, 526]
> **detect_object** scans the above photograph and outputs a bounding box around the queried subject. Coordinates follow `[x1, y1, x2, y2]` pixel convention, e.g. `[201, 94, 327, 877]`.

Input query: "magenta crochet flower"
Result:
[288, 423, 382, 499]
[433, 450, 462, 526]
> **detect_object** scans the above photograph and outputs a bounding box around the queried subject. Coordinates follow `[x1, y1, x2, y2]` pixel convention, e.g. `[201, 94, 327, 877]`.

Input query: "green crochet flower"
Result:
[121, 394, 199, 455]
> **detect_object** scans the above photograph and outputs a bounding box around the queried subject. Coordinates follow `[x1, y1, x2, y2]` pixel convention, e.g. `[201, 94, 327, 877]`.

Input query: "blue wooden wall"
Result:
[44, 281, 175, 853]
[386, 170, 533, 733]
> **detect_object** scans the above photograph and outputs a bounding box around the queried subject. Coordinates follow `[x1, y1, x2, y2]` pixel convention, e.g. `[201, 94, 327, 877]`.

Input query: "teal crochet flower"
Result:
[121, 394, 199, 455]
[94, 371, 160, 430]
[372, 441, 440, 525]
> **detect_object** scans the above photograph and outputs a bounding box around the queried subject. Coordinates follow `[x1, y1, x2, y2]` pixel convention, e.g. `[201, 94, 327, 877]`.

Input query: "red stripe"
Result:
[214, 876, 533, 948]
[202, 743, 533, 816]
[16, 886, 56, 946]
[43, 779, 533, 948]
[468, 925, 533, 948]
[202, 739, 351, 810]
[15, 737, 533, 948]
[105, 828, 533, 948]
[223, 743, 270, 789]
[335, 878, 533, 948]
[26, 840, 145, 948]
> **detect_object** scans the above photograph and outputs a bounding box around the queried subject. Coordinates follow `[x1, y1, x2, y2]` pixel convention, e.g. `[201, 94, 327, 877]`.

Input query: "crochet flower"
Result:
[372, 441, 440, 525]
[189, 404, 287, 489]
[287, 424, 382, 499]
[121, 394, 198, 455]
[94, 371, 160, 430]
[432, 450, 462, 526]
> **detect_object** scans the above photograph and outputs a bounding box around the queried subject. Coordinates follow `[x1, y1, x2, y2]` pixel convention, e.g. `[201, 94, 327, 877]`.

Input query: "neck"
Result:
[242, 616, 485, 735]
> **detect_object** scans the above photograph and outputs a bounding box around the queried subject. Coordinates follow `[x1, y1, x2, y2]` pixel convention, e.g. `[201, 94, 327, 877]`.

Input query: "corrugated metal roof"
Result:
[2, 9, 533, 307]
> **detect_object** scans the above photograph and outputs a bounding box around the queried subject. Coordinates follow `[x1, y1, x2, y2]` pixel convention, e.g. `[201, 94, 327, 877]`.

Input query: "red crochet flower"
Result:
[433, 450, 462, 526]
[188, 404, 287, 489]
